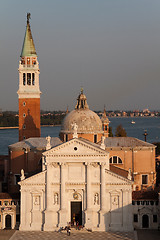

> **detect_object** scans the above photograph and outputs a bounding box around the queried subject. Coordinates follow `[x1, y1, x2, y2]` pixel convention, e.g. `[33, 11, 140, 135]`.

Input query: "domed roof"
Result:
[61, 90, 103, 134]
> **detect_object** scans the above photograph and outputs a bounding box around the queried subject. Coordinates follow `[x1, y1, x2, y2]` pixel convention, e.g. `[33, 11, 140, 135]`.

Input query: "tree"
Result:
[115, 124, 127, 137]
[109, 126, 113, 137]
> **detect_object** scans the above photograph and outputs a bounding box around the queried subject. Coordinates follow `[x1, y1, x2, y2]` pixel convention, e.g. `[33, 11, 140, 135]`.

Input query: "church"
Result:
[1, 14, 159, 231]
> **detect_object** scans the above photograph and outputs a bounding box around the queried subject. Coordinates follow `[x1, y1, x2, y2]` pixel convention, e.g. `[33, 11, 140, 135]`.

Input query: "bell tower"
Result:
[18, 13, 41, 141]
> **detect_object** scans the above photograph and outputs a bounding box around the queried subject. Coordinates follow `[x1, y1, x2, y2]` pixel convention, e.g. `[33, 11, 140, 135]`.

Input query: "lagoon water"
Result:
[0, 117, 160, 155]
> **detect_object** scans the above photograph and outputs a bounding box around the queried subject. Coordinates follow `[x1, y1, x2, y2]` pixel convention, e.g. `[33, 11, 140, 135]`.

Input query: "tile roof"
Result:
[0, 192, 20, 200]
[110, 165, 129, 179]
[9, 137, 62, 151]
[103, 137, 154, 148]
[132, 190, 159, 200]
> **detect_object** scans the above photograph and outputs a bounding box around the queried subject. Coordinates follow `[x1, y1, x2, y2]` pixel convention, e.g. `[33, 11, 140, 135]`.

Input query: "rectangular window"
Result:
[142, 175, 148, 185]
[23, 73, 26, 85]
[0, 201, 1, 205]
[113, 156, 117, 164]
[133, 214, 138, 222]
[32, 73, 35, 85]
[0, 215, 1, 222]
[14, 174, 20, 185]
[27, 58, 30, 65]
[153, 215, 157, 223]
[66, 134, 68, 142]
[94, 135, 97, 143]
[27, 73, 31, 85]
[105, 125, 108, 131]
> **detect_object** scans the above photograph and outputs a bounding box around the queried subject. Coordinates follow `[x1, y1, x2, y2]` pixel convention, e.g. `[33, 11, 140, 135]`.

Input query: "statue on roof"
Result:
[71, 122, 78, 138]
[27, 13, 31, 23]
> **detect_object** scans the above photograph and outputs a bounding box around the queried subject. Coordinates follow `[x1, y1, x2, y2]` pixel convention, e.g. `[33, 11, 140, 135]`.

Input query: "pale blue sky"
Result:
[0, 0, 160, 111]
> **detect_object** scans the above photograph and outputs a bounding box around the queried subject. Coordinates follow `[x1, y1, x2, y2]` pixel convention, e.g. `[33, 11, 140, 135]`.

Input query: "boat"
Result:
[131, 120, 135, 124]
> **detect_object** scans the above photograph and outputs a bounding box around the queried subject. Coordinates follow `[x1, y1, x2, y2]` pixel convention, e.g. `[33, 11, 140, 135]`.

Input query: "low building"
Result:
[132, 190, 160, 229]
[103, 137, 156, 191]
[0, 193, 19, 229]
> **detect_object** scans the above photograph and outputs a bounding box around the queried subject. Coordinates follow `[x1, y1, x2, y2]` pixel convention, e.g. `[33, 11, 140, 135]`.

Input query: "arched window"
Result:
[109, 156, 122, 164]
[27, 73, 31, 85]
[32, 73, 35, 85]
[23, 73, 26, 85]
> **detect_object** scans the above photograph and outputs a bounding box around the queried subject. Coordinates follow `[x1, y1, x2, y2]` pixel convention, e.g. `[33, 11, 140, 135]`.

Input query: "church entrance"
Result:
[142, 214, 149, 228]
[5, 215, 11, 229]
[71, 201, 82, 226]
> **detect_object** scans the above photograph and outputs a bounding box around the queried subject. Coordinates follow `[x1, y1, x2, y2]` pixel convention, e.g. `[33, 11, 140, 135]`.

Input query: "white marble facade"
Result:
[19, 138, 133, 231]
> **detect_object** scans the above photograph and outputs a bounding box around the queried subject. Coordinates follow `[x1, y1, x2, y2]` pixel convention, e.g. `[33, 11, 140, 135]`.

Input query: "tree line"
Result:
[0, 112, 127, 137]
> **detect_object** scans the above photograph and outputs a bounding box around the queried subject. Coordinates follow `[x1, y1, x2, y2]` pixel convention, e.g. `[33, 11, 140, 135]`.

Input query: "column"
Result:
[99, 162, 106, 230]
[61, 163, 66, 210]
[87, 163, 92, 209]
[59, 163, 67, 227]
[85, 162, 93, 229]
[43, 163, 56, 230]
[19, 189, 26, 230]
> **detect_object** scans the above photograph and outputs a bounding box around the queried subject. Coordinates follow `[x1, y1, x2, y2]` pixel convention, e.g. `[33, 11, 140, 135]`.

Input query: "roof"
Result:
[132, 190, 159, 201]
[103, 137, 155, 148]
[9, 137, 62, 151]
[61, 90, 103, 134]
[0, 192, 20, 200]
[61, 109, 103, 134]
[21, 17, 37, 57]
[110, 165, 128, 179]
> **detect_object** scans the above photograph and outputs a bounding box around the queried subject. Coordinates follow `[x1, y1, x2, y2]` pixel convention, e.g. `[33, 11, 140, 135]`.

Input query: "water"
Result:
[0, 117, 160, 155]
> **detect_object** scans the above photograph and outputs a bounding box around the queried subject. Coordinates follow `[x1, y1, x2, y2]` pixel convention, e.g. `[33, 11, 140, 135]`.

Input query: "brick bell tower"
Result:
[18, 13, 41, 141]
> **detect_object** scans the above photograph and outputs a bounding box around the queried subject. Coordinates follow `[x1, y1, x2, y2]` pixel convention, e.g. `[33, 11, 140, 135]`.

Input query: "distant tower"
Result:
[101, 106, 109, 137]
[17, 13, 41, 141]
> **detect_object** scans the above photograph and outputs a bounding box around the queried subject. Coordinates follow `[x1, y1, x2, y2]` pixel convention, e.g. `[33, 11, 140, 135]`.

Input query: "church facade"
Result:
[19, 137, 133, 231]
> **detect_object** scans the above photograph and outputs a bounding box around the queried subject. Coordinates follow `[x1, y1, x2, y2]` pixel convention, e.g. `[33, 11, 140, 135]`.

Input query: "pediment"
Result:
[19, 171, 46, 186]
[43, 138, 108, 157]
[106, 169, 132, 184]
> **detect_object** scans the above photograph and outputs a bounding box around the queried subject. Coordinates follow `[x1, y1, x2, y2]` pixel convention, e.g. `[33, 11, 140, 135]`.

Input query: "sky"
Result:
[1, 0, 160, 111]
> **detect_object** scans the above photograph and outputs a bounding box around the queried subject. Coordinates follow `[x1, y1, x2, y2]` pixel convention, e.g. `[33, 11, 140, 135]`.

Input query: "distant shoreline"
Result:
[0, 126, 18, 130]
[0, 125, 61, 130]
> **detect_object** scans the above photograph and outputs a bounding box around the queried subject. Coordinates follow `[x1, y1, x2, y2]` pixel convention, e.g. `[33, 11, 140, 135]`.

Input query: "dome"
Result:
[60, 89, 103, 134]
[61, 109, 103, 134]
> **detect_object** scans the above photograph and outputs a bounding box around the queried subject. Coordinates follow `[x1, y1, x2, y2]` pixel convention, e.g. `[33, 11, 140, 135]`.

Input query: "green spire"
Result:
[20, 13, 37, 57]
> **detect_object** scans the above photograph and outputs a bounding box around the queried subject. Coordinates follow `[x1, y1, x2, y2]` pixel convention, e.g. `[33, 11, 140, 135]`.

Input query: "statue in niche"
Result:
[54, 193, 58, 205]
[112, 196, 118, 205]
[94, 193, 99, 205]
[34, 196, 39, 205]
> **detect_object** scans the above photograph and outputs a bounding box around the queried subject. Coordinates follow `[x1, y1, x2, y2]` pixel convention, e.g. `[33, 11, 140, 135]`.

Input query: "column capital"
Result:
[59, 162, 66, 166]
[100, 162, 107, 167]
[85, 162, 92, 166]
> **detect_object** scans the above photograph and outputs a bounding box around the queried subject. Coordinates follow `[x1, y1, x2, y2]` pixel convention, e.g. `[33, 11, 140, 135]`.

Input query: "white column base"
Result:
[43, 209, 57, 231]
[98, 210, 106, 231]
[85, 209, 93, 230]
[58, 209, 67, 228]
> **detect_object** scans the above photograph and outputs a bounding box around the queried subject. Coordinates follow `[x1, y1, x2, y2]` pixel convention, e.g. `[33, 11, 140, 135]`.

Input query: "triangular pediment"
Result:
[43, 138, 108, 157]
[19, 171, 46, 186]
[106, 169, 132, 184]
